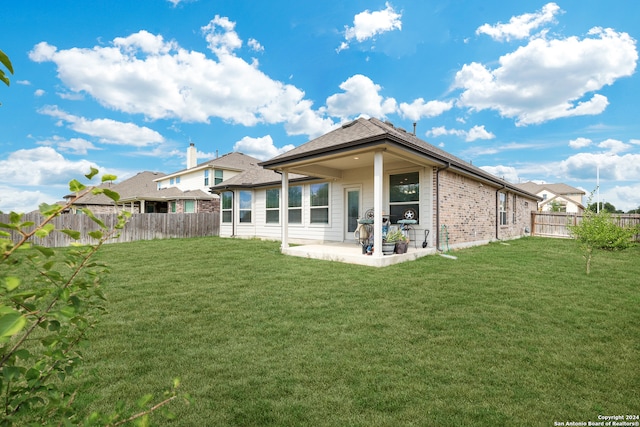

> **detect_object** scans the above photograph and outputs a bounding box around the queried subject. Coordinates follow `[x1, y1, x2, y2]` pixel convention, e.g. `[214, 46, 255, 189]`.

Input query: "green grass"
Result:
[69, 237, 638, 426]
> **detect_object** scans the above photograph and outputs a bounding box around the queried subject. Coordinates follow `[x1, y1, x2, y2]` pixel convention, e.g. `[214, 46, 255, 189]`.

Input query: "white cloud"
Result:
[39, 106, 164, 147]
[558, 152, 640, 182]
[597, 138, 631, 154]
[325, 74, 397, 120]
[39, 136, 99, 155]
[569, 137, 592, 149]
[0, 185, 55, 214]
[34, 89, 45, 96]
[248, 38, 264, 52]
[338, 2, 402, 52]
[0, 147, 97, 187]
[398, 98, 453, 121]
[476, 3, 562, 42]
[454, 27, 637, 125]
[426, 125, 495, 142]
[29, 22, 333, 138]
[605, 183, 640, 212]
[233, 135, 294, 161]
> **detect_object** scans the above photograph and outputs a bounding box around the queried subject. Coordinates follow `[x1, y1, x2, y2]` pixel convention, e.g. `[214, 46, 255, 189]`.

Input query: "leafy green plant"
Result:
[568, 192, 639, 274]
[0, 49, 12, 88]
[384, 229, 407, 243]
[0, 169, 187, 425]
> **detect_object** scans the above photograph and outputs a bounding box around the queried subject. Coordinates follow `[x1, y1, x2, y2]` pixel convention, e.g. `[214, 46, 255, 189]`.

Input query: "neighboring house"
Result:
[154, 144, 261, 196]
[66, 171, 216, 214]
[515, 182, 585, 213]
[210, 117, 541, 258]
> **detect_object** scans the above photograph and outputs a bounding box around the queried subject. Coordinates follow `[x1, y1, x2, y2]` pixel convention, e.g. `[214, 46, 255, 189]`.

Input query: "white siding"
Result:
[220, 165, 435, 247]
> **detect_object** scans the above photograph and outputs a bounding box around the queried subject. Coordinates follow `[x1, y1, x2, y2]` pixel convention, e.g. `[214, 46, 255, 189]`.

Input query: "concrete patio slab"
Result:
[282, 242, 437, 267]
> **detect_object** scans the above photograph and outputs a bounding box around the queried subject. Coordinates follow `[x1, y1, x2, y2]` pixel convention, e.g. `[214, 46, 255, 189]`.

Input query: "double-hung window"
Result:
[214, 170, 224, 185]
[204, 170, 210, 186]
[266, 189, 279, 224]
[288, 186, 302, 224]
[499, 192, 507, 225]
[389, 172, 419, 223]
[221, 192, 233, 223]
[239, 191, 252, 223]
[310, 183, 329, 224]
[184, 200, 195, 213]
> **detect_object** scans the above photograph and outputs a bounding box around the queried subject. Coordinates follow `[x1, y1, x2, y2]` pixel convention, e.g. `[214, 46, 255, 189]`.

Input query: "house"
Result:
[210, 117, 541, 266]
[66, 171, 216, 214]
[153, 145, 263, 213]
[515, 182, 585, 213]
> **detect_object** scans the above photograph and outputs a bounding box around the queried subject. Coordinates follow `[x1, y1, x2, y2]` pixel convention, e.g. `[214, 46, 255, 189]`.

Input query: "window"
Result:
[184, 200, 195, 213]
[288, 186, 302, 224]
[176, 176, 181, 184]
[204, 170, 209, 186]
[170, 177, 175, 185]
[310, 183, 329, 224]
[512, 194, 517, 224]
[171, 201, 177, 213]
[499, 193, 507, 225]
[266, 188, 279, 224]
[214, 169, 224, 185]
[389, 172, 419, 223]
[221, 192, 232, 223]
[239, 191, 252, 223]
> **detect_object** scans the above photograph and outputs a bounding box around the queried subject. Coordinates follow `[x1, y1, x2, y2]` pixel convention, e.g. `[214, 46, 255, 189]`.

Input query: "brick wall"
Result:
[436, 169, 536, 246]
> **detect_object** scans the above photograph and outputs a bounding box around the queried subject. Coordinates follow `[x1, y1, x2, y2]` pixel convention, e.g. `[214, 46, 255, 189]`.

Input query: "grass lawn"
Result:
[69, 237, 638, 426]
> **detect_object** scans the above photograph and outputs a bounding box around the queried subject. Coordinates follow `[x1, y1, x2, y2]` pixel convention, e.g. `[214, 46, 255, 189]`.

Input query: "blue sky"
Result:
[1, 0, 639, 213]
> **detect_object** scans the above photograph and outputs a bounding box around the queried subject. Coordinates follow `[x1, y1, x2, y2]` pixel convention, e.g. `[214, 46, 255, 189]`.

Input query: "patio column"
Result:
[281, 170, 289, 250]
[373, 150, 383, 258]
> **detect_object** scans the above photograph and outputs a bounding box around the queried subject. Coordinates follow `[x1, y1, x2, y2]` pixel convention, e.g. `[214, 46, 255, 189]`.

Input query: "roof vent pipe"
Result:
[413, 122, 417, 135]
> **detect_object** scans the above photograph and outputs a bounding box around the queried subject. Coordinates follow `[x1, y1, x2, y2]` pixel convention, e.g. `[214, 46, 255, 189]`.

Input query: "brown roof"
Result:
[516, 182, 585, 196]
[160, 152, 263, 180]
[73, 171, 214, 205]
[260, 117, 540, 199]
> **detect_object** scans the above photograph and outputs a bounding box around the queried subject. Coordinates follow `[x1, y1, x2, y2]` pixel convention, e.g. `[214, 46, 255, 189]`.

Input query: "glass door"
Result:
[345, 188, 360, 240]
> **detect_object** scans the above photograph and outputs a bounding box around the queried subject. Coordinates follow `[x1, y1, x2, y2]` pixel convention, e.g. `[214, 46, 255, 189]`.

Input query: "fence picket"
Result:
[0, 212, 220, 247]
[531, 212, 640, 241]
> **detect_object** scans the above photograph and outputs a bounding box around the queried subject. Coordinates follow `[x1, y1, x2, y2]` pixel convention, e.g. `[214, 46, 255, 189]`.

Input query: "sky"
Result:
[1, 0, 639, 213]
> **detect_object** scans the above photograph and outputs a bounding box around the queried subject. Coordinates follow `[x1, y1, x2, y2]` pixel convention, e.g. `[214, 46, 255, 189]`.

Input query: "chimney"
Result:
[187, 143, 197, 169]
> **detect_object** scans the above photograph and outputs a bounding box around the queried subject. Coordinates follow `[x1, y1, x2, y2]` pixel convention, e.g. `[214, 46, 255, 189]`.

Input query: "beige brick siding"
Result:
[435, 168, 536, 246]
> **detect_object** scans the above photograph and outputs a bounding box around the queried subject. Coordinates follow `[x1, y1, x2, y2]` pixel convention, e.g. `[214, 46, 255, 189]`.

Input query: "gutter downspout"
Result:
[495, 184, 506, 240]
[435, 162, 450, 251]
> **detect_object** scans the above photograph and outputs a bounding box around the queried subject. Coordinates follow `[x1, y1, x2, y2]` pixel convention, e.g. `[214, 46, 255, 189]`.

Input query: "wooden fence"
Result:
[531, 212, 640, 241]
[1, 212, 220, 247]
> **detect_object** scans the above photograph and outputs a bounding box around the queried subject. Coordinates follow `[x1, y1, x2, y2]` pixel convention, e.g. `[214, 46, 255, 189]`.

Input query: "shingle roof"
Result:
[260, 117, 540, 198]
[209, 167, 309, 190]
[516, 181, 585, 196]
[160, 152, 263, 180]
[74, 171, 214, 205]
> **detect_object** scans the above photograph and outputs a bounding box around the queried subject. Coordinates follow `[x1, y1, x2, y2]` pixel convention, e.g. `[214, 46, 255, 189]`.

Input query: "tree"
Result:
[569, 192, 639, 274]
[587, 201, 621, 214]
[0, 49, 12, 87]
[1, 49, 13, 105]
[1, 170, 186, 425]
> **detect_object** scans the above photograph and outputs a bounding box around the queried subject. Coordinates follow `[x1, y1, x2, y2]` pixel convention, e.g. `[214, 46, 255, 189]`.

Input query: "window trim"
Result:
[309, 182, 330, 225]
[265, 188, 280, 224]
[499, 192, 507, 226]
[288, 185, 303, 225]
[239, 190, 252, 224]
[221, 191, 233, 223]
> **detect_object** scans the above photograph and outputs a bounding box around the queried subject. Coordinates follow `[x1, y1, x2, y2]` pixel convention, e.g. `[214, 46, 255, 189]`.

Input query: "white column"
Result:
[281, 171, 289, 250]
[373, 151, 383, 258]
